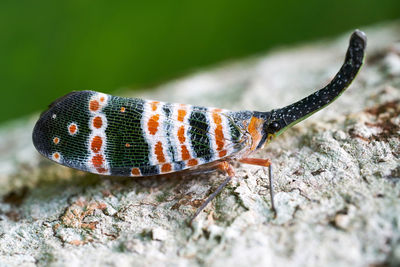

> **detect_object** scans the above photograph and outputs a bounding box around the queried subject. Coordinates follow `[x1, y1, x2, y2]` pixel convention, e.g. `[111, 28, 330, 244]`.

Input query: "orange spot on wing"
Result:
[131, 168, 141, 176]
[178, 126, 186, 143]
[218, 150, 227, 157]
[161, 163, 172, 173]
[187, 159, 198, 167]
[90, 100, 99, 111]
[247, 116, 264, 151]
[212, 112, 222, 124]
[181, 145, 190, 160]
[215, 125, 224, 150]
[53, 152, 60, 159]
[154, 141, 166, 163]
[212, 112, 225, 151]
[148, 114, 160, 135]
[92, 154, 104, 168]
[151, 101, 159, 111]
[120, 107, 126, 112]
[177, 109, 186, 122]
[53, 137, 60, 144]
[125, 143, 131, 148]
[91, 136, 103, 153]
[69, 124, 77, 135]
[100, 96, 105, 103]
[93, 116, 103, 129]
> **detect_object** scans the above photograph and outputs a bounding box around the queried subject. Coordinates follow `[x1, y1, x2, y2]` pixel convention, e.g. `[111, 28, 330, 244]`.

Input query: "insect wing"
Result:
[33, 91, 247, 177]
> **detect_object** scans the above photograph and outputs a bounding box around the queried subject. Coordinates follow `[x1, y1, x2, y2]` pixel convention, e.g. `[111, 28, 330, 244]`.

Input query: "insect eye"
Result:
[268, 121, 280, 132]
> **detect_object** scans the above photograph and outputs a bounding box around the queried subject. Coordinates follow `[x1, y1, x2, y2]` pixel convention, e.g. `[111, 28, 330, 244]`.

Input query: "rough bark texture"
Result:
[1, 22, 399, 266]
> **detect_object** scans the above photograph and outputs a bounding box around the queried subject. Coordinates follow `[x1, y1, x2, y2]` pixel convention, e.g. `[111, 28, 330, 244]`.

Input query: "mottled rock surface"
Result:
[0, 22, 399, 266]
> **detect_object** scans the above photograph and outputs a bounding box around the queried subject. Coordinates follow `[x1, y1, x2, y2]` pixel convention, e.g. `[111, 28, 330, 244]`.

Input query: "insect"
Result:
[33, 30, 366, 221]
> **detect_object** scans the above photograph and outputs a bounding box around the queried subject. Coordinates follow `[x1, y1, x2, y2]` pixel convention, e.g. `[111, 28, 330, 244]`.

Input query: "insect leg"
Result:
[239, 158, 276, 215]
[190, 161, 235, 224]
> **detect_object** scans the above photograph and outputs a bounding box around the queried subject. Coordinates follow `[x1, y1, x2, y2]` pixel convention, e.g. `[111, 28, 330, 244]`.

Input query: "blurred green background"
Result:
[1, 0, 399, 123]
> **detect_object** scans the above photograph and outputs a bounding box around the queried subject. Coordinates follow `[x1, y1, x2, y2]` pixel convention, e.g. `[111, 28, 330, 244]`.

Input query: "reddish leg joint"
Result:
[217, 161, 236, 177]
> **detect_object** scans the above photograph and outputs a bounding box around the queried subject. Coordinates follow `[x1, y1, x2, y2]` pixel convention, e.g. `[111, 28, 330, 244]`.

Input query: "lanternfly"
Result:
[32, 30, 366, 221]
